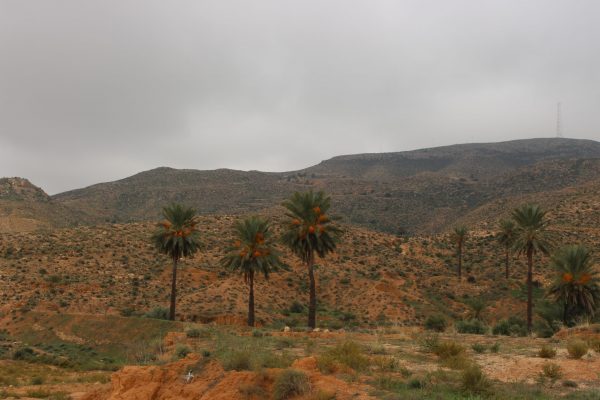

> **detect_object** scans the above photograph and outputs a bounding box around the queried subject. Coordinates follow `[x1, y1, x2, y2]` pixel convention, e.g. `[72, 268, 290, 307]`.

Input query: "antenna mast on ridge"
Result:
[556, 102, 562, 138]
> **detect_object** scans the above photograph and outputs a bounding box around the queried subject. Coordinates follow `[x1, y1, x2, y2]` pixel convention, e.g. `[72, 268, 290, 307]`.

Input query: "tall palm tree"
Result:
[151, 204, 201, 321]
[512, 204, 552, 333]
[450, 226, 468, 280]
[548, 245, 600, 325]
[221, 216, 281, 326]
[497, 219, 516, 279]
[282, 190, 341, 329]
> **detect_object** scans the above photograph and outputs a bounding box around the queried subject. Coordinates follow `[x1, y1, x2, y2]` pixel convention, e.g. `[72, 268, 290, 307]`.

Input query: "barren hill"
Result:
[46, 138, 600, 235]
[0, 178, 83, 232]
[2, 138, 600, 234]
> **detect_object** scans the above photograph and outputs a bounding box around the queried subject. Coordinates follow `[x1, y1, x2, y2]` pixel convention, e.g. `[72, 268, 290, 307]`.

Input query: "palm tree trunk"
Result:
[526, 246, 533, 334]
[505, 246, 510, 279]
[563, 302, 568, 326]
[169, 257, 178, 321]
[307, 252, 316, 329]
[457, 243, 462, 280]
[248, 271, 255, 327]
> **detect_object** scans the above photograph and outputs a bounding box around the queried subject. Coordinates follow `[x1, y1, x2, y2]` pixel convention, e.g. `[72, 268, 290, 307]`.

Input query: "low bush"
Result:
[175, 345, 191, 359]
[538, 363, 562, 386]
[317, 341, 369, 373]
[589, 338, 600, 353]
[567, 339, 588, 359]
[461, 364, 491, 395]
[220, 348, 253, 371]
[492, 316, 527, 337]
[563, 380, 577, 388]
[538, 345, 556, 359]
[372, 355, 400, 372]
[433, 341, 465, 359]
[456, 319, 487, 334]
[419, 333, 440, 353]
[424, 314, 447, 332]
[186, 328, 208, 338]
[490, 342, 500, 353]
[471, 343, 486, 353]
[144, 307, 169, 320]
[273, 369, 310, 400]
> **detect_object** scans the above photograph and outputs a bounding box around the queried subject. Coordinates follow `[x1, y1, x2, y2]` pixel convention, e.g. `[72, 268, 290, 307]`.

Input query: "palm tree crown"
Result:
[151, 204, 201, 320]
[221, 216, 281, 326]
[281, 190, 341, 328]
[511, 204, 551, 256]
[281, 191, 341, 261]
[511, 204, 552, 333]
[498, 219, 516, 248]
[222, 216, 281, 282]
[548, 245, 600, 323]
[152, 204, 202, 260]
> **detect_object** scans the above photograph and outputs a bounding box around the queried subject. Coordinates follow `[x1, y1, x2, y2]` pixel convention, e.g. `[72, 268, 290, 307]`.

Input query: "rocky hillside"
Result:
[0, 178, 82, 232]
[2, 189, 599, 328]
[2, 138, 600, 234]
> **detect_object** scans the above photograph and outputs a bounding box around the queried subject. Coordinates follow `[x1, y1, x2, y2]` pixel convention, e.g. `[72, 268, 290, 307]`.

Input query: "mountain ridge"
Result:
[2, 137, 600, 234]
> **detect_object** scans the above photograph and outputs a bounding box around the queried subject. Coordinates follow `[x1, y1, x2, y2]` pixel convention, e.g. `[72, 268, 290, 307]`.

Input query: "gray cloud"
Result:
[1, 0, 599, 194]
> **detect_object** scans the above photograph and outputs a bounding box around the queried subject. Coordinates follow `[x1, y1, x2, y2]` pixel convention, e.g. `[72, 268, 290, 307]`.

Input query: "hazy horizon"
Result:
[1, 1, 599, 194]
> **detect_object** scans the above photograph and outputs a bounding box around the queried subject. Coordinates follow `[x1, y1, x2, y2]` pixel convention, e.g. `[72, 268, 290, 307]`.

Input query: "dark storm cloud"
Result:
[1, 0, 599, 193]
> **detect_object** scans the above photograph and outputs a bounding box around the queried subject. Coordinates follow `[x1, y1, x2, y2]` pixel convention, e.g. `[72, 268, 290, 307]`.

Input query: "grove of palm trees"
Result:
[1, 185, 600, 399]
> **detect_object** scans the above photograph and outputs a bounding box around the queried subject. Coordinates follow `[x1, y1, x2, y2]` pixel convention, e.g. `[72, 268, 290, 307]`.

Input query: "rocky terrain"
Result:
[2, 138, 598, 235]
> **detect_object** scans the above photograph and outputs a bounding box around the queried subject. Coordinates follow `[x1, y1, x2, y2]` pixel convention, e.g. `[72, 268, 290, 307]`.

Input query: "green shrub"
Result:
[589, 338, 600, 353]
[273, 369, 310, 400]
[538, 345, 556, 359]
[13, 346, 35, 361]
[461, 364, 491, 395]
[318, 341, 369, 373]
[144, 307, 169, 320]
[407, 378, 425, 389]
[471, 343, 486, 353]
[538, 363, 562, 386]
[30, 376, 44, 385]
[433, 340, 465, 359]
[442, 354, 473, 370]
[175, 345, 191, 359]
[456, 319, 487, 334]
[186, 328, 201, 338]
[418, 333, 440, 353]
[316, 353, 337, 374]
[424, 314, 447, 332]
[372, 355, 400, 372]
[567, 339, 588, 359]
[252, 329, 264, 338]
[492, 316, 527, 337]
[490, 342, 500, 353]
[221, 348, 252, 370]
[563, 380, 577, 388]
[289, 301, 305, 314]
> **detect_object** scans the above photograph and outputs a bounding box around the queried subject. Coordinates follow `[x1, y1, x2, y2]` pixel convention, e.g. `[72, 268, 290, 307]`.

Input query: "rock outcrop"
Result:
[83, 354, 373, 400]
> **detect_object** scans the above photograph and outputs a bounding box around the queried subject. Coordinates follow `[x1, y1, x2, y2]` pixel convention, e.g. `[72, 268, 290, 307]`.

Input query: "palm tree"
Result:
[151, 204, 201, 321]
[547, 245, 600, 325]
[221, 216, 281, 326]
[282, 190, 341, 329]
[450, 226, 468, 280]
[512, 204, 552, 333]
[497, 219, 516, 279]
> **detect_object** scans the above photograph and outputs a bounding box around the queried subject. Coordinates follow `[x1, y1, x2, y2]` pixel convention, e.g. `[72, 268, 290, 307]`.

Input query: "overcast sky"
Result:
[1, 1, 599, 194]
